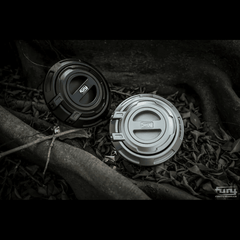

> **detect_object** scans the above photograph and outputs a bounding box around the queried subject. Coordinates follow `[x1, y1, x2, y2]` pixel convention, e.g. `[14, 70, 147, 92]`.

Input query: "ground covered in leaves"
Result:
[0, 64, 240, 200]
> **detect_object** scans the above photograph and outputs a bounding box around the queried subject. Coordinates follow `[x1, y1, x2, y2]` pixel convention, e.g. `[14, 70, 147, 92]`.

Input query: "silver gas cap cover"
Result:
[109, 94, 184, 166]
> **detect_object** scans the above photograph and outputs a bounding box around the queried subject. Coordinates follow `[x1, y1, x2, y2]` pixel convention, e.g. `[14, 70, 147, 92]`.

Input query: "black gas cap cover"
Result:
[43, 59, 111, 128]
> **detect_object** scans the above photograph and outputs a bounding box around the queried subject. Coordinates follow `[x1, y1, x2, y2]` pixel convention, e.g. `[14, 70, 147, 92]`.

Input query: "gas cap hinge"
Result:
[111, 133, 125, 141]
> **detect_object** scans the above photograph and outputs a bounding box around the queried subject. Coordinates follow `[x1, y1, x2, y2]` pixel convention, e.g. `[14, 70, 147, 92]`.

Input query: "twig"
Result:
[0, 171, 8, 198]
[12, 159, 22, 177]
[0, 82, 42, 93]
[43, 135, 56, 175]
[20, 165, 46, 187]
[110, 89, 132, 97]
[0, 129, 84, 159]
[7, 159, 45, 187]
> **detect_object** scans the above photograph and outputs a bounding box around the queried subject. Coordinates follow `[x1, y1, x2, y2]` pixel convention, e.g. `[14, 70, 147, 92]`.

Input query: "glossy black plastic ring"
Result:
[43, 59, 111, 128]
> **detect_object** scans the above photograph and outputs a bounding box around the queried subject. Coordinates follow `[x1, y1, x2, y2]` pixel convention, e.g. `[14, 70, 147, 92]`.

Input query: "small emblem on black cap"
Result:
[79, 85, 89, 93]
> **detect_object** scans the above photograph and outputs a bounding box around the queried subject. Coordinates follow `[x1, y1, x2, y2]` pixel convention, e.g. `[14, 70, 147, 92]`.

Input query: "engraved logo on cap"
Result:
[79, 85, 89, 93]
[140, 121, 154, 128]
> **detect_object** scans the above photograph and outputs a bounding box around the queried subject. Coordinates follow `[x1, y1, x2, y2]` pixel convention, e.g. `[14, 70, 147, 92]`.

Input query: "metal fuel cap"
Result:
[109, 94, 184, 166]
[43, 59, 111, 128]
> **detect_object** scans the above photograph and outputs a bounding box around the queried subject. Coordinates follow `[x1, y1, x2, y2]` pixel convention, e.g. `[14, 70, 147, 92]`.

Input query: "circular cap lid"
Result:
[109, 94, 184, 166]
[43, 59, 111, 128]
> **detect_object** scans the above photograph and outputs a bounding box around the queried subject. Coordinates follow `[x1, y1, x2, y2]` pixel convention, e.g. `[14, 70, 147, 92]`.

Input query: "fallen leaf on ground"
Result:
[169, 170, 178, 179]
[145, 176, 155, 181]
[189, 102, 195, 111]
[215, 146, 221, 161]
[61, 190, 69, 200]
[157, 178, 172, 183]
[132, 170, 150, 179]
[205, 143, 215, 155]
[122, 160, 135, 174]
[230, 138, 240, 154]
[226, 169, 240, 182]
[153, 163, 166, 173]
[23, 195, 31, 200]
[181, 112, 190, 119]
[208, 176, 229, 187]
[181, 175, 199, 196]
[190, 112, 201, 129]
[195, 176, 206, 188]
[27, 188, 42, 198]
[218, 158, 227, 170]
[191, 130, 206, 143]
[188, 165, 207, 179]
[179, 93, 188, 104]
[219, 126, 232, 141]
[228, 161, 235, 168]
[14, 188, 22, 199]
[48, 196, 56, 200]
[25, 165, 39, 176]
[221, 141, 233, 151]
[201, 181, 217, 195]
[37, 186, 47, 196]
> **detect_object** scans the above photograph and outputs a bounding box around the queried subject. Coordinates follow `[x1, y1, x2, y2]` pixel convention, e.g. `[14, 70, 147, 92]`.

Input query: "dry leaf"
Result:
[157, 178, 172, 183]
[166, 91, 178, 101]
[192, 152, 197, 161]
[47, 180, 60, 196]
[226, 169, 240, 182]
[181, 175, 199, 196]
[169, 170, 178, 179]
[208, 175, 229, 187]
[25, 165, 39, 176]
[153, 162, 166, 173]
[188, 165, 207, 179]
[221, 141, 233, 151]
[213, 131, 225, 142]
[217, 158, 227, 170]
[27, 188, 42, 198]
[12, 74, 20, 79]
[191, 130, 206, 143]
[48, 196, 56, 200]
[195, 176, 205, 188]
[190, 112, 201, 129]
[132, 170, 150, 179]
[37, 186, 47, 196]
[61, 190, 69, 200]
[181, 111, 190, 119]
[219, 126, 232, 141]
[180, 107, 190, 113]
[228, 161, 235, 168]
[179, 93, 188, 104]
[230, 138, 240, 154]
[191, 139, 200, 153]
[34, 110, 39, 118]
[145, 176, 155, 181]
[215, 146, 221, 161]
[122, 160, 135, 174]
[14, 188, 22, 199]
[23, 195, 31, 200]
[201, 181, 217, 195]
[95, 149, 102, 159]
[189, 102, 195, 111]
[205, 143, 215, 155]
[21, 102, 32, 113]
[223, 153, 239, 161]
